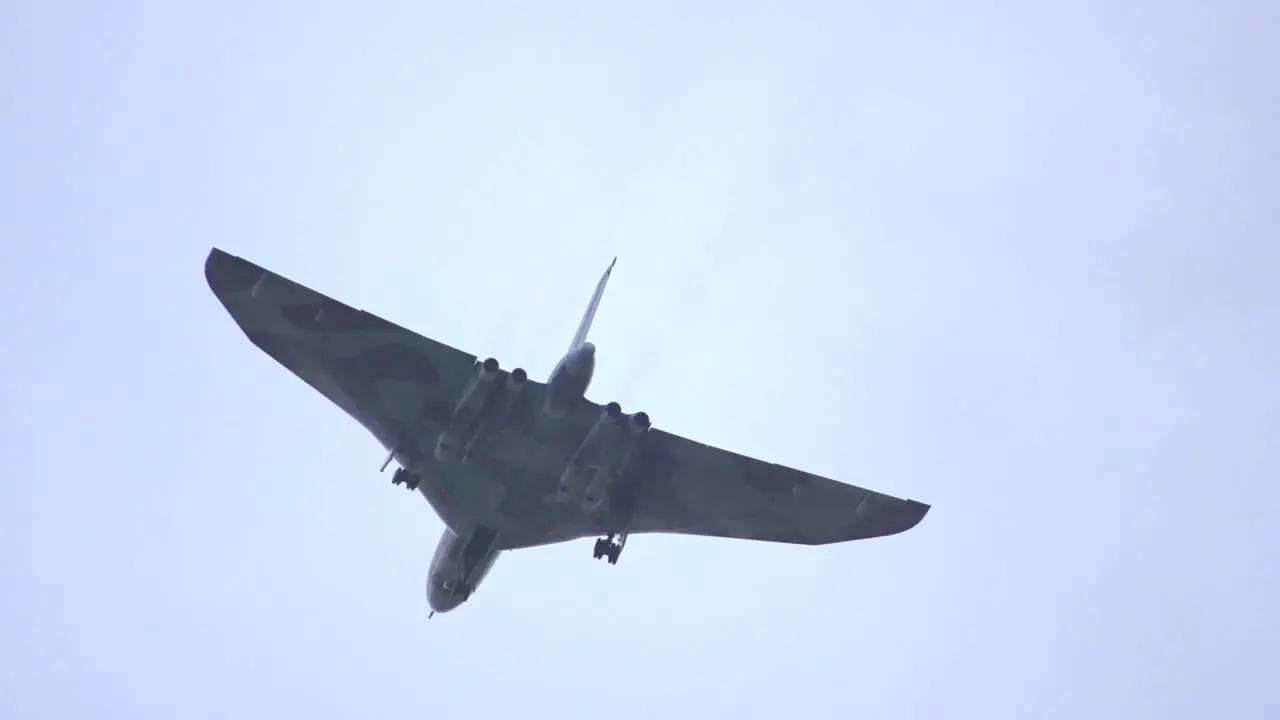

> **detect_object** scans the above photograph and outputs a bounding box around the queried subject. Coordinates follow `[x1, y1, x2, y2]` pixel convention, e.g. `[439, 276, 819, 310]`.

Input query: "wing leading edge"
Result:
[204, 248, 479, 461]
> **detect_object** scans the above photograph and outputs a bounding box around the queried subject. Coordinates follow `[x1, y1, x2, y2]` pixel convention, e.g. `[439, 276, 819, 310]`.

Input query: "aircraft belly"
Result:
[419, 428, 603, 543]
[416, 460, 507, 532]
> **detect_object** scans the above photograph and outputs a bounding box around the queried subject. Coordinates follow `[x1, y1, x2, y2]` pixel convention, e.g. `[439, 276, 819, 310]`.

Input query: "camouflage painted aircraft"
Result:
[205, 248, 930, 617]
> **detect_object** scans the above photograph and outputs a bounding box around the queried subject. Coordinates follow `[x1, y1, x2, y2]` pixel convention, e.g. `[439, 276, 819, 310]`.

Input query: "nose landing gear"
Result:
[592, 532, 626, 565]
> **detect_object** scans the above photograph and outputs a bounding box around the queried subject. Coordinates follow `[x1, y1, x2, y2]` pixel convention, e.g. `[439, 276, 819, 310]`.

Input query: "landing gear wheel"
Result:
[593, 532, 627, 565]
[392, 468, 420, 491]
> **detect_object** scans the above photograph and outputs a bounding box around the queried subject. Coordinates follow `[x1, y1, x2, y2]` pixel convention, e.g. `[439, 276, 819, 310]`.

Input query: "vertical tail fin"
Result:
[568, 257, 616, 354]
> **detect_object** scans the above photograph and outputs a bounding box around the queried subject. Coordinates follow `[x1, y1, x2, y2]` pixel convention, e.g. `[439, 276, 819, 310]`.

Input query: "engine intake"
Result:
[477, 357, 500, 381]
[628, 411, 651, 434]
[506, 367, 528, 391]
[601, 401, 623, 423]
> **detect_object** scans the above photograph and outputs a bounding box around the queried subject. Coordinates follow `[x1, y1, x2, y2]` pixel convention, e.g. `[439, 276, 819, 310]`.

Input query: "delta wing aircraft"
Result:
[205, 248, 930, 616]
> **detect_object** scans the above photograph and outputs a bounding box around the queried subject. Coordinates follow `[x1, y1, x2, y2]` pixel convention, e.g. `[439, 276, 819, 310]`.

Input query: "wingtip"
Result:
[845, 497, 931, 542]
[204, 247, 265, 298]
[881, 499, 930, 539]
[902, 500, 931, 532]
[204, 247, 227, 292]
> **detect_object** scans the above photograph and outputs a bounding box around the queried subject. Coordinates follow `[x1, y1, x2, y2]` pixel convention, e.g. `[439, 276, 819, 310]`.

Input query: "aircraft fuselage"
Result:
[544, 342, 596, 418]
[424, 280, 608, 615]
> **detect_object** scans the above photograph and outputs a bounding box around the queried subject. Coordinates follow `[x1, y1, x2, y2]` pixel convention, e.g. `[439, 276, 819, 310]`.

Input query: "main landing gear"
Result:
[382, 448, 420, 491]
[391, 468, 420, 491]
[592, 532, 626, 565]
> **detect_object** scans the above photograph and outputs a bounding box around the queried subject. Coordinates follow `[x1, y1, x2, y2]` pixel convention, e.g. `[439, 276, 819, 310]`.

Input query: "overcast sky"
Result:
[2, 1, 1277, 718]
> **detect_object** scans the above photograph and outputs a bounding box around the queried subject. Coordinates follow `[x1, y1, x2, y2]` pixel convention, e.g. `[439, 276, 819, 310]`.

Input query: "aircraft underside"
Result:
[393, 352, 649, 615]
[203, 248, 931, 619]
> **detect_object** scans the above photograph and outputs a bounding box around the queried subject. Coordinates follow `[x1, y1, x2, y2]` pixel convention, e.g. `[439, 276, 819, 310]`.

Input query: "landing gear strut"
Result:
[592, 532, 626, 565]
[391, 468, 420, 491]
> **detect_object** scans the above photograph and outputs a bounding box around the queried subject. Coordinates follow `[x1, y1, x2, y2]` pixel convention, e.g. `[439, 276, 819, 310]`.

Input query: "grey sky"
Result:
[2, 1, 1276, 718]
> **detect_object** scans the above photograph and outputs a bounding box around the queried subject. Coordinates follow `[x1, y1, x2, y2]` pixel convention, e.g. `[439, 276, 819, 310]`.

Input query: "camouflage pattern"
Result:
[205, 248, 930, 551]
